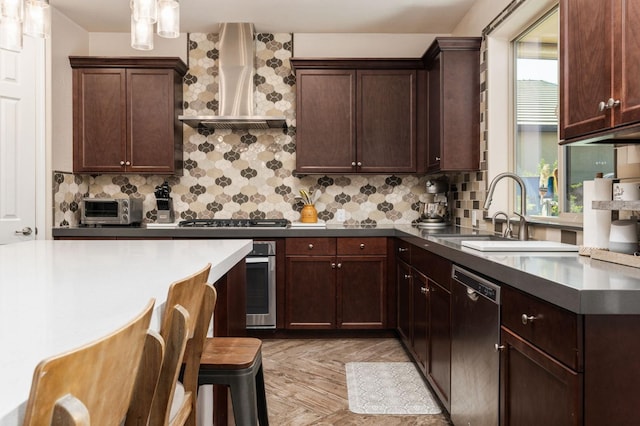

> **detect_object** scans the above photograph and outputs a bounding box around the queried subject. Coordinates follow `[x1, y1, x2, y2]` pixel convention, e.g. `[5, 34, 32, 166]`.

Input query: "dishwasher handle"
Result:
[452, 265, 501, 304]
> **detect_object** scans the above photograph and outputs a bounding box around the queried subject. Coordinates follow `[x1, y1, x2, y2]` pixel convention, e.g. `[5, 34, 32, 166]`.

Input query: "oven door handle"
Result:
[246, 257, 270, 264]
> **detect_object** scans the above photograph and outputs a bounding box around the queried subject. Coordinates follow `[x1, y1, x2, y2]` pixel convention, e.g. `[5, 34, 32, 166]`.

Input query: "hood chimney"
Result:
[180, 23, 287, 130]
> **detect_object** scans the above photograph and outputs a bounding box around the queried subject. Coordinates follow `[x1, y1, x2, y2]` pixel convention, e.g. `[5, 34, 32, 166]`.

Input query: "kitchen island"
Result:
[0, 239, 252, 426]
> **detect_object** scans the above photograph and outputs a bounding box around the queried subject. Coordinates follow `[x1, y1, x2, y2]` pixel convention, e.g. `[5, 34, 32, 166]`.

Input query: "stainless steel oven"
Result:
[246, 241, 276, 329]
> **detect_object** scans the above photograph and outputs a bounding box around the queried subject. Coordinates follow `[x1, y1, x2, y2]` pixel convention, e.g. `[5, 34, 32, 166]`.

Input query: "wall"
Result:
[89, 32, 188, 62]
[53, 32, 429, 227]
[51, 8, 89, 172]
[293, 33, 443, 58]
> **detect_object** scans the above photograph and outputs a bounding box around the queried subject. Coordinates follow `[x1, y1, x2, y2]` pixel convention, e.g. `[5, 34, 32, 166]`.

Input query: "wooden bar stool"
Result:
[23, 299, 155, 426]
[196, 285, 269, 426]
[127, 264, 212, 426]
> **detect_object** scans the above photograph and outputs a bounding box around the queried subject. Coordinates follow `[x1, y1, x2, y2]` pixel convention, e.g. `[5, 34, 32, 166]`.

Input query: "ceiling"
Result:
[49, 0, 481, 34]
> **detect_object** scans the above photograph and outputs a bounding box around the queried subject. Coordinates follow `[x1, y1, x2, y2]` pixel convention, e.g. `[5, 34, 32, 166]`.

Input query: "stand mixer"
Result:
[417, 178, 450, 229]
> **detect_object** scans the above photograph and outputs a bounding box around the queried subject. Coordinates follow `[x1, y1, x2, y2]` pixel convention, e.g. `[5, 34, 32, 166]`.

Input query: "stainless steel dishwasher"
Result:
[450, 265, 501, 426]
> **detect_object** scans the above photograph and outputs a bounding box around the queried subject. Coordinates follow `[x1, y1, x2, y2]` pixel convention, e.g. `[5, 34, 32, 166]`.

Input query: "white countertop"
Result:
[0, 239, 252, 425]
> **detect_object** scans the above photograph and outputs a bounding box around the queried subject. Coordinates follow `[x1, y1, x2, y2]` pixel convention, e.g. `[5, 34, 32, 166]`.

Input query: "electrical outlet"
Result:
[336, 209, 346, 222]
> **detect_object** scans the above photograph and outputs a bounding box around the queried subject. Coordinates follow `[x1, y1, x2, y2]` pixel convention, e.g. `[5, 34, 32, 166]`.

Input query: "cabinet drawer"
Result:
[286, 238, 336, 255]
[395, 239, 412, 263]
[411, 247, 451, 290]
[502, 285, 582, 370]
[337, 237, 387, 255]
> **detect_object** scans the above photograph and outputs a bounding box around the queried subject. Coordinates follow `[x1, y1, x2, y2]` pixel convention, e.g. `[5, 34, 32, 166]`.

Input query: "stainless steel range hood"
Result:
[179, 23, 287, 130]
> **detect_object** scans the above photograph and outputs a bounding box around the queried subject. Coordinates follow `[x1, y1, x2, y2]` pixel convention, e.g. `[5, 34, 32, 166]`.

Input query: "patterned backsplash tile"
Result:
[53, 32, 437, 228]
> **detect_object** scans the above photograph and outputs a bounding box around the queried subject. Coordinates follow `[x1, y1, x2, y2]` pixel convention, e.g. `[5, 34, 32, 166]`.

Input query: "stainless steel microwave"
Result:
[81, 198, 143, 225]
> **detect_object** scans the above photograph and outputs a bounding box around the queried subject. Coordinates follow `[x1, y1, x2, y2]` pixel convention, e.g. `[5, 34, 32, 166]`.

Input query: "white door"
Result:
[0, 37, 42, 245]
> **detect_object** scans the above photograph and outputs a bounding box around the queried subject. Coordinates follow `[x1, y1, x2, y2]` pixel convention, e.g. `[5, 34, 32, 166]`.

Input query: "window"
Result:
[513, 7, 614, 218]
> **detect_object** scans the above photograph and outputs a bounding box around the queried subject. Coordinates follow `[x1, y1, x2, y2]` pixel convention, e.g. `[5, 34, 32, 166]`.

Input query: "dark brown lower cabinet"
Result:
[397, 260, 412, 345]
[285, 255, 336, 329]
[396, 245, 452, 412]
[428, 279, 451, 408]
[412, 271, 428, 370]
[285, 237, 388, 330]
[584, 315, 640, 426]
[500, 327, 582, 426]
[337, 256, 387, 328]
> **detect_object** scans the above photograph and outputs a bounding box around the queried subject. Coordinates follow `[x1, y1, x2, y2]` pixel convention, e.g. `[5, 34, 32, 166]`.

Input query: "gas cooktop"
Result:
[178, 219, 290, 228]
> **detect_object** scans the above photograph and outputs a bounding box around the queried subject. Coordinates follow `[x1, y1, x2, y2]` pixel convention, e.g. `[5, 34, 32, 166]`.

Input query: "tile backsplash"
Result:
[53, 32, 432, 227]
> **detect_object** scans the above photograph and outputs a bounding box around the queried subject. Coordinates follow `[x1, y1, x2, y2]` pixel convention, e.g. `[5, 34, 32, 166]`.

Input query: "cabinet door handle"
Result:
[521, 314, 537, 325]
[398, 247, 408, 253]
[359, 243, 365, 249]
[599, 98, 621, 111]
[308, 243, 314, 250]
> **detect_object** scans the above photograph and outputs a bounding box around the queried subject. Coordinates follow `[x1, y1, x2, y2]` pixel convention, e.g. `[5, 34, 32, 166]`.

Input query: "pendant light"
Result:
[130, 0, 179, 50]
[131, 15, 153, 50]
[157, 0, 179, 38]
[0, 0, 49, 51]
[131, 0, 156, 24]
[23, 0, 50, 38]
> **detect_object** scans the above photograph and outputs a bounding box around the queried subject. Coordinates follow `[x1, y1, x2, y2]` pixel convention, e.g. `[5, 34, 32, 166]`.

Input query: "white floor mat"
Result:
[345, 362, 442, 415]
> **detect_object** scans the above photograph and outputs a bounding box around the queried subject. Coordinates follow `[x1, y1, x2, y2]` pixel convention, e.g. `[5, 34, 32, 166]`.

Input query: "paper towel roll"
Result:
[583, 179, 612, 249]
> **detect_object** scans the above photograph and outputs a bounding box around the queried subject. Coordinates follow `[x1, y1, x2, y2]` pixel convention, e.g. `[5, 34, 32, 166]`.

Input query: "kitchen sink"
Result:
[435, 234, 510, 242]
[433, 235, 579, 252]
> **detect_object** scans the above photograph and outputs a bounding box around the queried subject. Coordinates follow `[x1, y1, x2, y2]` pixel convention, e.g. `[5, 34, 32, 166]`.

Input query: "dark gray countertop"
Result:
[53, 224, 640, 315]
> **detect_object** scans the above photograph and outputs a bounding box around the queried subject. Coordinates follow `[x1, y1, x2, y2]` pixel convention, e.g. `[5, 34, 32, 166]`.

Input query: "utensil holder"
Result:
[300, 204, 318, 223]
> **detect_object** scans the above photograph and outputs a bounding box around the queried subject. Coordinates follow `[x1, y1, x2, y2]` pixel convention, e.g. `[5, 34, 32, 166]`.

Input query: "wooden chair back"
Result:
[23, 299, 155, 426]
[127, 264, 212, 426]
[181, 283, 217, 425]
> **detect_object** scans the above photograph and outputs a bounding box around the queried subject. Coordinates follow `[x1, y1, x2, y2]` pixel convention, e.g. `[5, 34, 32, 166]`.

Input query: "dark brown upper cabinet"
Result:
[70, 57, 187, 174]
[560, 0, 640, 143]
[423, 37, 481, 172]
[291, 59, 424, 174]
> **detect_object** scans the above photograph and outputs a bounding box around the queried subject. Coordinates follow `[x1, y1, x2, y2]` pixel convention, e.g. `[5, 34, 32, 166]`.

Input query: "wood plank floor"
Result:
[260, 338, 453, 425]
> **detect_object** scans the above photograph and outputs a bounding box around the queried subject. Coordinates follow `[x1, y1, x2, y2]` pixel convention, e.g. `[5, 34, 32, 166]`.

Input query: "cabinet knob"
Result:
[337, 263, 342, 269]
[435, 156, 441, 161]
[495, 344, 505, 351]
[398, 247, 408, 253]
[521, 313, 537, 325]
[351, 161, 356, 167]
[357, 161, 362, 167]
[360, 243, 365, 249]
[331, 262, 336, 269]
[125, 161, 131, 166]
[599, 98, 621, 111]
[120, 161, 125, 166]
[420, 286, 429, 294]
[308, 243, 314, 250]
[404, 274, 412, 280]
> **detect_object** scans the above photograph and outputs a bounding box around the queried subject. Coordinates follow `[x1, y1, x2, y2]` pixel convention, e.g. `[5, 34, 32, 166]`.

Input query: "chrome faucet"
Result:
[492, 211, 513, 238]
[483, 172, 529, 241]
